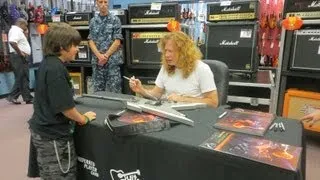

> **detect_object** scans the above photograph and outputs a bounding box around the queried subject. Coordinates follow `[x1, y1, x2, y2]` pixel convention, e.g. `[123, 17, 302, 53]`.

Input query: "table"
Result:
[74, 94, 305, 180]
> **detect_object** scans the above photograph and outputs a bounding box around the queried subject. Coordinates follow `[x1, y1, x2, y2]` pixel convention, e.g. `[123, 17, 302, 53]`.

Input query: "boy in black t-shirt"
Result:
[28, 23, 96, 179]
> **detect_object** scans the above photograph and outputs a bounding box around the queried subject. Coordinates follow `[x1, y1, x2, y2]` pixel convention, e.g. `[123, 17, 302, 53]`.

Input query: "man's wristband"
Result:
[83, 115, 90, 125]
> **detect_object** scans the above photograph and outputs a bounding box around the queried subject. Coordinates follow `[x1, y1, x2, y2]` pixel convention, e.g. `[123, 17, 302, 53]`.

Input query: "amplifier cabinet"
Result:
[283, 89, 320, 133]
[45, 15, 64, 26]
[206, 22, 258, 73]
[125, 29, 167, 69]
[74, 41, 91, 63]
[207, 0, 258, 22]
[109, 9, 128, 25]
[290, 29, 320, 71]
[65, 12, 92, 26]
[128, 3, 180, 24]
[69, 72, 82, 96]
[284, 0, 320, 19]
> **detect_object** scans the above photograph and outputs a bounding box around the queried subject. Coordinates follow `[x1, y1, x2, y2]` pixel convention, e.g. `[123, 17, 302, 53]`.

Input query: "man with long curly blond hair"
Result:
[128, 31, 219, 107]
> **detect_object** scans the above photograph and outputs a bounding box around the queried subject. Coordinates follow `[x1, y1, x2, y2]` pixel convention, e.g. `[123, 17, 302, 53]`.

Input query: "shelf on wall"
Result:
[281, 71, 320, 79]
[73, 26, 89, 30]
[65, 63, 92, 67]
[258, 66, 277, 70]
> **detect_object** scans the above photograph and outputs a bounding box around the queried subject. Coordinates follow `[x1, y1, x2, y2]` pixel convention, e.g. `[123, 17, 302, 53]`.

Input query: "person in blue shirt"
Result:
[88, 0, 123, 93]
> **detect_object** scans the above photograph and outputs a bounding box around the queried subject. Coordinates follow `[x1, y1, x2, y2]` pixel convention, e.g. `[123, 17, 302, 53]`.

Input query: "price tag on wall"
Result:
[151, 3, 162, 11]
[240, 29, 252, 38]
[220, 1, 232, 6]
[52, 15, 61, 22]
[78, 52, 87, 59]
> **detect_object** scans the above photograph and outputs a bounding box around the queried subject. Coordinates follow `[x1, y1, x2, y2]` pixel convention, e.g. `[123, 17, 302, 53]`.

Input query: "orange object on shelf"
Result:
[283, 89, 320, 132]
[282, 16, 303, 30]
[167, 20, 181, 32]
[36, 23, 48, 35]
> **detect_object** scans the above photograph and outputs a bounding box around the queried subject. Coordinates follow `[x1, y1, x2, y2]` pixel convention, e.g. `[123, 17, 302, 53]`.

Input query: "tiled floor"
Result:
[0, 97, 319, 180]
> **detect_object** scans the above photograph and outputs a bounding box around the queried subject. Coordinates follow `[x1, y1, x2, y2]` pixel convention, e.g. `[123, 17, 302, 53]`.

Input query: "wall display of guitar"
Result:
[258, 0, 284, 68]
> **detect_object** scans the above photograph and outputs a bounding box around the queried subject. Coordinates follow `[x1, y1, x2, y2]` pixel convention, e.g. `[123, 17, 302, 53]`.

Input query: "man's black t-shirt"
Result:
[28, 55, 75, 139]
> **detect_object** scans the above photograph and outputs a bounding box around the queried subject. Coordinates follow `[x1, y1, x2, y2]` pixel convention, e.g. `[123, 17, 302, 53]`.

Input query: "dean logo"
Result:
[73, 16, 83, 20]
[309, 37, 320, 41]
[110, 169, 141, 180]
[219, 40, 239, 46]
[221, 6, 241, 12]
[144, 39, 159, 44]
[144, 10, 160, 15]
[308, 1, 320, 8]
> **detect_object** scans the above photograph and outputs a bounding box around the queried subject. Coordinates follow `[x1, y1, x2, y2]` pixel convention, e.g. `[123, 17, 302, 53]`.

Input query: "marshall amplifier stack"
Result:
[284, 0, 320, 19]
[207, 0, 259, 22]
[128, 3, 180, 24]
[65, 12, 92, 26]
[123, 2, 181, 94]
[206, 22, 258, 72]
[125, 31, 168, 68]
[289, 29, 320, 71]
[205, 0, 259, 73]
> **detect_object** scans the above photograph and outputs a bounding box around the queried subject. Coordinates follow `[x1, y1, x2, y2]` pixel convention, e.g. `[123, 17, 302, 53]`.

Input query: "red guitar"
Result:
[268, 12, 277, 29]
[260, 13, 268, 29]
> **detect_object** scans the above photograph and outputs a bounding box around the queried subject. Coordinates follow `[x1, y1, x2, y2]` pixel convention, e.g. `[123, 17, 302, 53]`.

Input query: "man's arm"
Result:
[301, 110, 320, 127]
[9, 42, 26, 57]
[104, 16, 122, 59]
[139, 85, 164, 100]
[88, 40, 106, 62]
[167, 90, 219, 108]
[63, 107, 96, 125]
[104, 39, 121, 58]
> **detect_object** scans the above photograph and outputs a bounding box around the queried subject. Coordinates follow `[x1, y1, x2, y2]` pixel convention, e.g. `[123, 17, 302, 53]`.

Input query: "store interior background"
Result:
[0, 0, 320, 179]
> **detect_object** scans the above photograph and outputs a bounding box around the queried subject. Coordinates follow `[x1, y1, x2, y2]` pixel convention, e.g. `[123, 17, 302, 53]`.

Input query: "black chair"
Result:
[202, 60, 229, 106]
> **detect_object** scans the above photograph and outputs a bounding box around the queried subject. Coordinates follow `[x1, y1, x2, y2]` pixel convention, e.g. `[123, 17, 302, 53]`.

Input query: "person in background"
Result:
[6, 18, 33, 104]
[28, 23, 96, 179]
[88, 0, 123, 93]
[128, 31, 219, 107]
[301, 109, 320, 127]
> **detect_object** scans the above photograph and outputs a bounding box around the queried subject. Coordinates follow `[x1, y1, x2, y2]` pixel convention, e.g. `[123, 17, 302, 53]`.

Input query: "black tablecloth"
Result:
[73, 95, 305, 180]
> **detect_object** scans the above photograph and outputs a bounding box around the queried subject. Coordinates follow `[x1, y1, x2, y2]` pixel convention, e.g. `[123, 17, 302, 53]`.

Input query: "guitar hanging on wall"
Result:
[268, 12, 277, 29]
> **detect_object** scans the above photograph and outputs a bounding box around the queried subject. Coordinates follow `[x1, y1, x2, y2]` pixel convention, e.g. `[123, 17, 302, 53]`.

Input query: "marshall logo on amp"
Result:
[128, 3, 180, 24]
[285, 0, 320, 19]
[130, 32, 167, 65]
[290, 29, 320, 71]
[110, 169, 141, 180]
[65, 12, 92, 26]
[206, 23, 258, 72]
[144, 10, 160, 15]
[222, 6, 241, 12]
[220, 40, 240, 46]
[207, 0, 258, 21]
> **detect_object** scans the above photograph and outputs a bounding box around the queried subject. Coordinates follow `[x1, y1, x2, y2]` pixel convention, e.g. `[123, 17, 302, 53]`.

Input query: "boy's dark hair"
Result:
[43, 23, 81, 56]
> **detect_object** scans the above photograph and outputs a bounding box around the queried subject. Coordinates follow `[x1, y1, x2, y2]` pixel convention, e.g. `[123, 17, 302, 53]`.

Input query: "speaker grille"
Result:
[206, 23, 258, 72]
[291, 29, 320, 71]
[130, 32, 168, 65]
